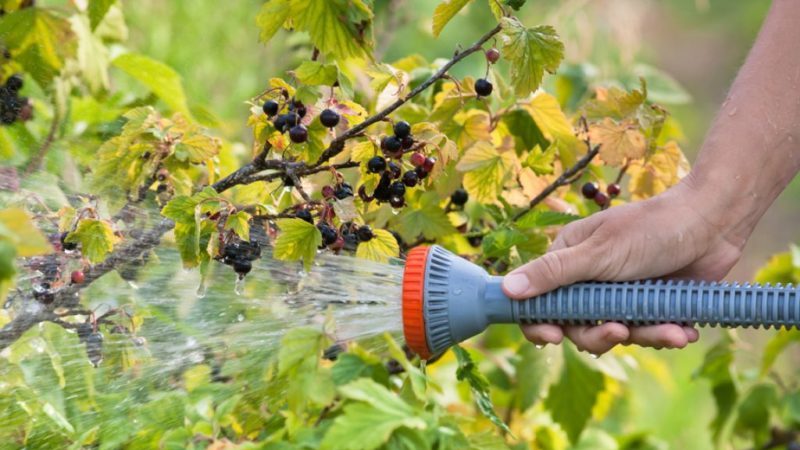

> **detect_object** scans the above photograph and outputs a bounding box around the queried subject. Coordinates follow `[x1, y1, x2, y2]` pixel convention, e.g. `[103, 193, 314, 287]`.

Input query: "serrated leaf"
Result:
[0, 208, 52, 257]
[482, 228, 527, 258]
[294, 60, 339, 86]
[356, 229, 399, 263]
[432, 0, 472, 37]
[88, 0, 115, 30]
[256, 0, 291, 42]
[588, 118, 646, 167]
[224, 211, 251, 241]
[626, 141, 689, 199]
[273, 218, 322, 271]
[292, 0, 374, 61]
[453, 345, 512, 435]
[500, 18, 564, 96]
[112, 53, 192, 118]
[279, 327, 325, 376]
[523, 92, 573, 141]
[735, 384, 777, 433]
[516, 210, 581, 229]
[545, 345, 604, 443]
[392, 191, 456, 242]
[0, 7, 75, 85]
[525, 144, 556, 175]
[65, 219, 120, 264]
[71, 14, 110, 94]
[443, 110, 491, 150]
[456, 141, 515, 204]
[582, 85, 646, 120]
[694, 336, 737, 441]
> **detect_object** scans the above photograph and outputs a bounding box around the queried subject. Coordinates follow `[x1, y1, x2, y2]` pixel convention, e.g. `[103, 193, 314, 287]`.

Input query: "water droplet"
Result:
[589, 353, 599, 359]
[297, 270, 307, 278]
[64, 249, 76, 255]
[234, 277, 245, 296]
[127, 281, 139, 290]
[196, 283, 207, 298]
[535, 344, 544, 349]
[237, 313, 245, 322]
[391, 208, 400, 215]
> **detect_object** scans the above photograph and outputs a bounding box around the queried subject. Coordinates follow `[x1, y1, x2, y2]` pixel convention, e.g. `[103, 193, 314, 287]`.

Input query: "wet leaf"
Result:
[356, 229, 399, 263]
[64, 218, 119, 264]
[273, 218, 322, 271]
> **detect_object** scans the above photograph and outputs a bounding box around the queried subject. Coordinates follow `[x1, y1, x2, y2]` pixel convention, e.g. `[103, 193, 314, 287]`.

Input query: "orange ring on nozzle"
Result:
[402, 246, 432, 359]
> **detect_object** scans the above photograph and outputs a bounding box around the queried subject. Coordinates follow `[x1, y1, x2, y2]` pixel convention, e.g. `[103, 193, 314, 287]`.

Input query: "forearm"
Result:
[683, 0, 800, 247]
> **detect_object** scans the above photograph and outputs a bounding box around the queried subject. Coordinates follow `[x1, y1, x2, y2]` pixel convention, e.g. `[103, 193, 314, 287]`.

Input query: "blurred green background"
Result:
[115, 1, 799, 448]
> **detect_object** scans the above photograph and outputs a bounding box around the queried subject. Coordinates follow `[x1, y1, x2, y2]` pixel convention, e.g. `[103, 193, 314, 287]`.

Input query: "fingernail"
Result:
[503, 273, 530, 297]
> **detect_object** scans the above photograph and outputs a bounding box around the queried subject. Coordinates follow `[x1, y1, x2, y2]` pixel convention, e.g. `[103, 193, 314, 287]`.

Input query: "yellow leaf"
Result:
[274, 218, 322, 271]
[0, 208, 53, 257]
[627, 141, 689, 200]
[589, 118, 646, 167]
[523, 92, 573, 141]
[456, 141, 516, 203]
[445, 110, 491, 150]
[432, 0, 472, 37]
[583, 85, 646, 120]
[225, 211, 251, 241]
[356, 229, 399, 263]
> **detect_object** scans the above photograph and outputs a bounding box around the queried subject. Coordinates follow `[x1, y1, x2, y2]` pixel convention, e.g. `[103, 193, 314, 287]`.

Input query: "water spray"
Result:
[402, 245, 800, 358]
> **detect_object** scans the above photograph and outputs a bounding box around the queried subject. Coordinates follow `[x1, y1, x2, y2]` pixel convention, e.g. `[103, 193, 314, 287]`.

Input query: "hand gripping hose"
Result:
[402, 245, 800, 359]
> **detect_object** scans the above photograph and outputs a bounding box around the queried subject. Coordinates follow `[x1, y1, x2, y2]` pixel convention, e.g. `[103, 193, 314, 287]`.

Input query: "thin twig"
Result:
[23, 108, 60, 176]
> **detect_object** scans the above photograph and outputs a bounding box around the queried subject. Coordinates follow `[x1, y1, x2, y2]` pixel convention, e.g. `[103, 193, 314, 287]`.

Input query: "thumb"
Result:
[502, 245, 599, 299]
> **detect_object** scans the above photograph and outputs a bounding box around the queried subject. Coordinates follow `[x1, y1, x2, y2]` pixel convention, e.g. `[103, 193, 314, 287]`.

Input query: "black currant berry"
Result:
[295, 209, 313, 224]
[367, 156, 387, 174]
[451, 188, 469, 206]
[373, 173, 392, 202]
[393, 121, 411, 139]
[318, 224, 338, 247]
[273, 114, 287, 132]
[388, 162, 401, 179]
[289, 124, 308, 143]
[335, 183, 354, 199]
[381, 136, 402, 155]
[6, 74, 23, 92]
[402, 170, 418, 187]
[390, 196, 405, 208]
[320, 108, 341, 128]
[468, 235, 483, 247]
[262, 100, 279, 117]
[389, 181, 406, 198]
[233, 259, 252, 277]
[422, 157, 436, 173]
[401, 135, 414, 150]
[594, 192, 609, 207]
[356, 225, 373, 242]
[607, 183, 621, 197]
[474, 78, 493, 97]
[581, 182, 599, 199]
[295, 105, 307, 118]
[414, 166, 429, 180]
[323, 343, 345, 361]
[485, 48, 501, 64]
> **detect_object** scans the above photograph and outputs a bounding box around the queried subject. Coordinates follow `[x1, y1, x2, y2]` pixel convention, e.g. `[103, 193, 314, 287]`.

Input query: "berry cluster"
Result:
[0, 74, 31, 125]
[220, 239, 262, 278]
[581, 182, 621, 207]
[263, 95, 309, 144]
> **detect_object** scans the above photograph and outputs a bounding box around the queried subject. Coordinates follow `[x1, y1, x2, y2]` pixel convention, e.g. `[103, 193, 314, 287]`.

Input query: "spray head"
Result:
[402, 245, 800, 359]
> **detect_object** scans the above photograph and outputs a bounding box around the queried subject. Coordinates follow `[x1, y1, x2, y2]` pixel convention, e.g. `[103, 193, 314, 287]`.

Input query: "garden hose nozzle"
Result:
[402, 245, 800, 359]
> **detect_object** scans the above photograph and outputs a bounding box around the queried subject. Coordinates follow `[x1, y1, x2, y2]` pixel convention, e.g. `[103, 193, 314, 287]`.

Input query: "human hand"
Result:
[502, 181, 744, 355]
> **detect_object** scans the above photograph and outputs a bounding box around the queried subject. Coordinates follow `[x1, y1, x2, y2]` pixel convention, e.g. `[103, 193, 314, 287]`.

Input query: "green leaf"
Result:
[256, 0, 291, 42]
[0, 207, 53, 257]
[294, 61, 339, 86]
[112, 53, 192, 118]
[356, 229, 399, 263]
[273, 218, 322, 271]
[332, 353, 372, 386]
[735, 384, 778, 433]
[545, 344, 604, 443]
[453, 345, 512, 435]
[0, 240, 16, 284]
[482, 228, 526, 258]
[694, 335, 738, 441]
[456, 141, 515, 204]
[278, 327, 325, 376]
[514, 343, 548, 411]
[292, 0, 374, 61]
[525, 144, 556, 175]
[224, 211, 251, 241]
[500, 18, 564, 96]
[88, 0, 115, 30]
[760, 329, 800, 376]
[516, 210, 581, 229]
[392, 191, 456, 243]
[322, 379, 427, 450]
[64, 219, 119, 264]
[0, 7, 75, 85]
[432, 0, 472, 38]
[173, 132, 220, 163]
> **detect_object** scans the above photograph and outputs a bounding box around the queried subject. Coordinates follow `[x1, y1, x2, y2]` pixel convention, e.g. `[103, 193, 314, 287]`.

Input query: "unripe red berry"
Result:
[607, 183, 621, 197]
[594, 192, 609, 207]
[71, 270, 85, 284]
[410, 152, 425, 167]
[486, 48, 501, 64]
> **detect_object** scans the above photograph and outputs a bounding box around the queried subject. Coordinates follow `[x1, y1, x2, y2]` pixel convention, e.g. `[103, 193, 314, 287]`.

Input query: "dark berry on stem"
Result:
[233, 259, 252, 277]
[373, 173, 392, 202]
[607, 183, 621, 197]
[381, 136, 402, 154]
[486, 48, 501, 64]
[273, 115, 287, 132]
[581, 182, 599, 199]
[295, 209, 313, 224]
[451, 188, 469, 206]
[282, 176, 295, 187]
[388, 162, 401, 179]
[393, 121, 411, 139]
[335, 183, 354, 199]
[390, 196, 405, 208]
[356, 225, 373, 242]
[475, 78, 493, 97]
[594, 191, 609, 207]
[6, 74, 23, 92]
[71, 270, 85, 284]
[320, 108, 340, 128]
[410, 152, 425, 167]
[468, 235, 483, 247]
[389, 181, 406, 198]
[318, 224, 338, 247]
[262, 100, 279, 117]
[322, 185, 335, 199]
[414, 166, 428, 180]
[367, 156, 387, 174]
[289, 124, 308, 143]
[422, 157, 436, 173]
[156, 168, 169, 182]
[401, 135, 414, 150]
[295, 105, 307, 118]
[402, 170, 418, 187]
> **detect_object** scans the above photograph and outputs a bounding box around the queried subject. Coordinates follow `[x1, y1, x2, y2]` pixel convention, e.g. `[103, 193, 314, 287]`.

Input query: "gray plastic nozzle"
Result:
[417, 246, 800, 356]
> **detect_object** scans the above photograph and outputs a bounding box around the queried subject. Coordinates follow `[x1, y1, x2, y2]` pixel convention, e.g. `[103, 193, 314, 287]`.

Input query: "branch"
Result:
[512, 144, 601, 221]
[313, 23, 504, 167]
[22, 107, 60, 176]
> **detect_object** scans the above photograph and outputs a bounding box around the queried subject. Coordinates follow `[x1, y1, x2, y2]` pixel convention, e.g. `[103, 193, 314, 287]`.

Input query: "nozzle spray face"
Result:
[401, 245, 800, 359]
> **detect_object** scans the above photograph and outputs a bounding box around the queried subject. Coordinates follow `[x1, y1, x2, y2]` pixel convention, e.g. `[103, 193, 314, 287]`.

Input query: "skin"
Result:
[502, 0, 800, 355]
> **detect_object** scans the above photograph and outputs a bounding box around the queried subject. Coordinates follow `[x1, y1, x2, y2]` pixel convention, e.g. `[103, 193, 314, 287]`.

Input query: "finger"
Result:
[520, 324, 564, 346]
[684, 326, 700, 343]
[564, 323, 630, 355]
[502, 244, 601, 299]
[625, 324, 694, 349]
